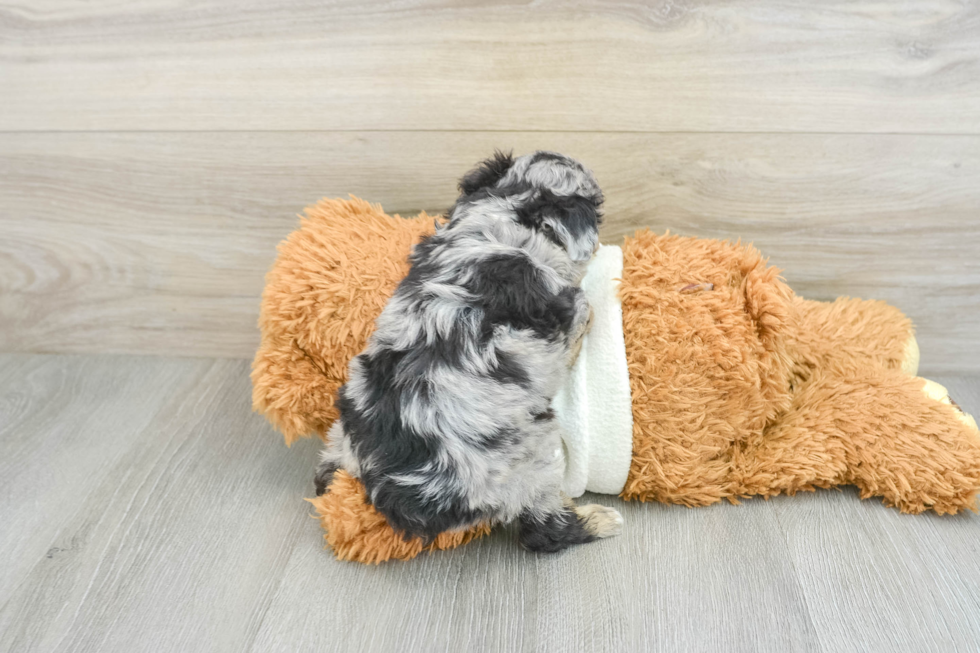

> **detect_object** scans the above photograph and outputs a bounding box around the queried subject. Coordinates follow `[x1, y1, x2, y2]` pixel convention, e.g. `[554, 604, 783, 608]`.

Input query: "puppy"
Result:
[315, 151, 623, 553]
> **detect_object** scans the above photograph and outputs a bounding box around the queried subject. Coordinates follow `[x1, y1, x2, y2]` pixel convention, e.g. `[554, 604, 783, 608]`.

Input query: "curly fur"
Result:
[254, 196, 980, 564]
[315, 151, 622, 551]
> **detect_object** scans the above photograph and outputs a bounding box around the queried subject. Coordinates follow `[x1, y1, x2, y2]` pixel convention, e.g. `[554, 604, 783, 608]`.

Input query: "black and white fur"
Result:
[315, 151, 622, 553]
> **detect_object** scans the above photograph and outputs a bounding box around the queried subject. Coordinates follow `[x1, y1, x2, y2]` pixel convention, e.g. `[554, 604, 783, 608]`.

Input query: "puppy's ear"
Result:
[557, 196, 603, 262]
[565, 194, 604, 230]
[459, 150, 515, 195]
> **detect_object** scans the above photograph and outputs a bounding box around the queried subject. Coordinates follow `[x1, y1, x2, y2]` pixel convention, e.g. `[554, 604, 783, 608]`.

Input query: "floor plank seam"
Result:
[240, 509, 310, 653]
[766, 500, 827, 653]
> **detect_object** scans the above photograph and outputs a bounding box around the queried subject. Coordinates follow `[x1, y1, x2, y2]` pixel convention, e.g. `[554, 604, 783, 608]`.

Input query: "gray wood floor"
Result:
[2, 353, 980, 652]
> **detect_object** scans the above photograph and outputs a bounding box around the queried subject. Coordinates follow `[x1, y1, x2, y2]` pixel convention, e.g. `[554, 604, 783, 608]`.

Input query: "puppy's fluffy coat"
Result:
[315, 151, 622, 552]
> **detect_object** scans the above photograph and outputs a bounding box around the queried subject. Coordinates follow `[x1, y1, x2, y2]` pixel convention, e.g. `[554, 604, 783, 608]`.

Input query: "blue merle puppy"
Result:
[314, 151, 623, 553]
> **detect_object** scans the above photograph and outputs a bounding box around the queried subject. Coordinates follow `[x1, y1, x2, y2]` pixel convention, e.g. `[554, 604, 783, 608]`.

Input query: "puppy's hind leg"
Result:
[314, 459, 338, 496]
[518, 497, 623, 553]
[314, 421, 357, 496]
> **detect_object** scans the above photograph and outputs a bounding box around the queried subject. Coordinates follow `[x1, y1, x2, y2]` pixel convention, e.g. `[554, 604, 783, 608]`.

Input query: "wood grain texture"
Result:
[0, 354, 211, 609]
[0, 355, 321, 653]
[251, 498, 822, 653]
[773, 489, 980, 653]
[2, 0, 980, 132]
[2, 356, 979, 652]
[1, 131, 978, 371]
[774, 376, 980, 653]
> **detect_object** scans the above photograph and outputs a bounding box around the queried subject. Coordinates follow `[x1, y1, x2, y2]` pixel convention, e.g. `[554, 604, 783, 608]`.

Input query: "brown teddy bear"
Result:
[252, 196, 980, 563]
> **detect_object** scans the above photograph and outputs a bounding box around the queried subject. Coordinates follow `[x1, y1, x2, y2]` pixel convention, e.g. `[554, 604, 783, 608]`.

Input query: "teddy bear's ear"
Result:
[742, 263, 793, 356]
[458, 150, 515, 196]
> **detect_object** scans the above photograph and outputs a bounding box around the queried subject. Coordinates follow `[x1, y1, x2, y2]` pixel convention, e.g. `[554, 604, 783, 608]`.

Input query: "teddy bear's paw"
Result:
[575, 504, 624, 539]
[920, 378, 979, 433]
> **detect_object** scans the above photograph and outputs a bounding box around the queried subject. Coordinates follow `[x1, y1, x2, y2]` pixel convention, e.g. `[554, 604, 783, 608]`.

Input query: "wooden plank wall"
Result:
[1, 1, 979, 371]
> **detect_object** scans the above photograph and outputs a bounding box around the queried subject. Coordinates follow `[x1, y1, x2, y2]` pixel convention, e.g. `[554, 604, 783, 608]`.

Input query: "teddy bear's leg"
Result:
[920, 379, 979, 432]
[793, 297, 919, 375]
[735, 368, 980, 514]
[734, 370, 850, 500]
[844, 371, 980, 513]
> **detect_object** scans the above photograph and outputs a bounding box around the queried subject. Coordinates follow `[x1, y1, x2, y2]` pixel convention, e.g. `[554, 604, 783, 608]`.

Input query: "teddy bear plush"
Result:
[252, 196, 980, 563]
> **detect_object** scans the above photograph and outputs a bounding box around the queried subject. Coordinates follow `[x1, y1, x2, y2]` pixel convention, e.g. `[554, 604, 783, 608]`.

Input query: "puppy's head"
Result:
[456, 150, 604, 264]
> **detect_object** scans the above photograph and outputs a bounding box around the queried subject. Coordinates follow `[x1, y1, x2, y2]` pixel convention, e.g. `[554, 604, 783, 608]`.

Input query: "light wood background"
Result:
[1, 1, 979, 371]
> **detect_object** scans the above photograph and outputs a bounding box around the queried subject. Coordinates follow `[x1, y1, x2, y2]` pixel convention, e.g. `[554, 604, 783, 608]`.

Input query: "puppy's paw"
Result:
[566, 306, 593, 368]
[314, 462, 338, 496]
[575, 504, 623, 539]
[572, 301, 593, 338]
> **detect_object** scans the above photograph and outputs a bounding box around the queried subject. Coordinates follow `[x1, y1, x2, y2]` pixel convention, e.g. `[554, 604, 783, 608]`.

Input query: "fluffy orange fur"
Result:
[619, 231, 980, 514]
[253, 198, 980, 563]
[309, 470, 491, 564]
[251, 197, 438, 445]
